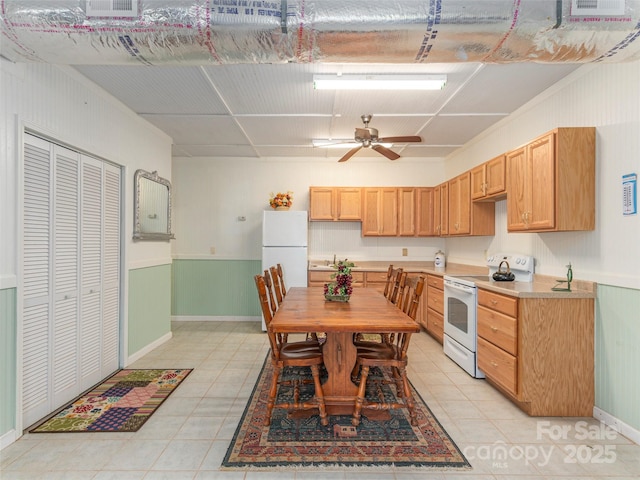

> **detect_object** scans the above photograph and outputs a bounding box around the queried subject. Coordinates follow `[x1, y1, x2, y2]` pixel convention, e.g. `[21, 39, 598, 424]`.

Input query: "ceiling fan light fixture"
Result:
[312, 140, 392, 148]
[313, 74, 447, 90]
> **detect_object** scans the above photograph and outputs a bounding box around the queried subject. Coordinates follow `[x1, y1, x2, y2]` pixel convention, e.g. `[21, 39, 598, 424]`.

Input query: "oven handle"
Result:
[444, 282, 476, 295]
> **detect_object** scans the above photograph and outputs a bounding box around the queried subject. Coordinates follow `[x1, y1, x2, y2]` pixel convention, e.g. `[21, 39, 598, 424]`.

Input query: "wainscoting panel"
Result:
[0, 288, 16, 436]
[128, 264, 172, 356]
[172, 259, 261, 317]
[595, 284, 640, 432]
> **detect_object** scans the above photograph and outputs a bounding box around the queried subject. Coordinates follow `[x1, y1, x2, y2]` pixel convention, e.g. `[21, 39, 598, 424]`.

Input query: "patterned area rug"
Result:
[222, 356, 470, 470]
[30, 369, 192, 433]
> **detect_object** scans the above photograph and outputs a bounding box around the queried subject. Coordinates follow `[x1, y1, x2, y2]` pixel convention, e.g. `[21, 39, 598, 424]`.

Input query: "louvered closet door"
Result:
[22, 135, 53, 426]
[79, 156, 105, 389]
[22, 134, 122, 427]
[102, 163, 120, 374]
[52, 145, 81, 408]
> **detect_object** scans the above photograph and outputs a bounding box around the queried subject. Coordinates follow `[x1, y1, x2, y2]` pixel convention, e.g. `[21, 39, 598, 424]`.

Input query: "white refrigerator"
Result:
[261, 210, 308, 330]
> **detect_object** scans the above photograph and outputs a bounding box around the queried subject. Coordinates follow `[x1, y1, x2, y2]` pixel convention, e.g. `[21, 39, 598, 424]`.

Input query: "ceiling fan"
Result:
[337, 114, 422, 163]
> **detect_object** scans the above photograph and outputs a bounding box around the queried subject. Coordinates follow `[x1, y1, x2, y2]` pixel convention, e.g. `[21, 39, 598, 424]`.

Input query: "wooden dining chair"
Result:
[254, 275, 328, 427]
[269, 266, 284, 305]
[276, 263, 287, 298]
[351, 274, 425, 427]
[353, 271, 407, 350]
[385, 266, 404, 304]
[263, 269, 279, 316]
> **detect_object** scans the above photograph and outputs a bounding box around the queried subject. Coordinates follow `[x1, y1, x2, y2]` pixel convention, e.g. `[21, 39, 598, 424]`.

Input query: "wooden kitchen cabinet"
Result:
[364, 271, 388, 295]
[397, 187, 416, 236]
[471, 154, 506, 201]
[448, 171, 495, 236]
[433, 182, 449, 236]
[309, 187, 362, 221]
[308, 270, 364, 288]
[477, 288, 594, 416]
[362, 187, 398, 236]
[506, 127, 595, 232]
[415, 187, 435, 236]
[424, 274, 444, 343]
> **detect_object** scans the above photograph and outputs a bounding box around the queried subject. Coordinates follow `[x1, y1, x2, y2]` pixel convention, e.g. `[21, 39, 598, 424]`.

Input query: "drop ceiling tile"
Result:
[74, 65, 227, 114]
[141, 114, 249, 145]
[173, 145, 258, 157]
[418, 115, 507, 145]
[237, 116, 334, 145]
[440, 63, 580, 114]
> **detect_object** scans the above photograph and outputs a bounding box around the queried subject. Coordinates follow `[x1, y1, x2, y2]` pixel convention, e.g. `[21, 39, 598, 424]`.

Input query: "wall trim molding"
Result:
[172, 315, 260, 322]
[0, 275, 17, 290]
[128, 258, 173, 270]
[125, 331, 172, 366]
[593, 406, 640, 446]
[0, 428, 17, 451]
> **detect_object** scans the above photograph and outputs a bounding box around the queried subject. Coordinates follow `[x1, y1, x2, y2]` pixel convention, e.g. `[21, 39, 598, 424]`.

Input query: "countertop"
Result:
[308, 260, 596, 299]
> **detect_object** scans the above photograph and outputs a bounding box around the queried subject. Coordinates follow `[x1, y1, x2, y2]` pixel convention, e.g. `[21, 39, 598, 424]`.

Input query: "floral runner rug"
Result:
[222, 356, 470, 470]
[30, 369, 192, 433]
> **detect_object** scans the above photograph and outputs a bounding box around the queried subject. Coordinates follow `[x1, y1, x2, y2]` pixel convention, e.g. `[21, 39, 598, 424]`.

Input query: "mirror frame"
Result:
[133, 169, 175, 241]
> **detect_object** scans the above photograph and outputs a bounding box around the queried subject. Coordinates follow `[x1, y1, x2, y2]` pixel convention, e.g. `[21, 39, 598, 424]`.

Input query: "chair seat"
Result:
[354, 340, 394, 355]
[356, 344, 399, 361]
[279, 343, 323, 359]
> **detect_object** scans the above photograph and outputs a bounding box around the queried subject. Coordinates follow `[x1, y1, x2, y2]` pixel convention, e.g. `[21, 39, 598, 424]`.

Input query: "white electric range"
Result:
[443, 253, 535, 378]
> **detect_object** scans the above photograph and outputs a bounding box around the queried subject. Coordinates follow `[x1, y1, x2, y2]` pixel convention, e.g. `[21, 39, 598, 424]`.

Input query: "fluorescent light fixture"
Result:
[312, 140, 392, 148]
[313, 74, 447, 91]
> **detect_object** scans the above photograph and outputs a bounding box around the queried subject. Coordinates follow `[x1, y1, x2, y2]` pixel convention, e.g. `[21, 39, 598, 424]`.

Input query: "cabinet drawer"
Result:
[427, 308, 444, 343]
[427, 274, 443, 290]
[478, 337, 517, 396]
[477, 305, 517, 356]
[427, 290, 444, 315]
[365, 271, 389, 283]
[308, 270, 364, 284]
[478, 289, 518, 317]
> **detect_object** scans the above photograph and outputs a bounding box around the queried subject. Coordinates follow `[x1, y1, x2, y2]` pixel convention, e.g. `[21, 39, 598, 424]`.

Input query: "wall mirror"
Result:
[133, 169, 175, 241]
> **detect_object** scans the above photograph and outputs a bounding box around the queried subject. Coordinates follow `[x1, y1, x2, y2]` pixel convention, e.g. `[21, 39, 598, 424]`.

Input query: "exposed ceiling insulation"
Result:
[2, 0, 640, 65]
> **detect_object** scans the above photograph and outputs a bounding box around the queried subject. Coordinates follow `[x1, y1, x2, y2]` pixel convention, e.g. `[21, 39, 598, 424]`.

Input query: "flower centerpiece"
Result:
[269, 191, 293, 210]
[324, 261, 354, 302]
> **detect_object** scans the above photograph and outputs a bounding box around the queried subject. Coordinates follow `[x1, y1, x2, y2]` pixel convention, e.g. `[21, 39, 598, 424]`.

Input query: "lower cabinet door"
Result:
[477, 337, 517, 396]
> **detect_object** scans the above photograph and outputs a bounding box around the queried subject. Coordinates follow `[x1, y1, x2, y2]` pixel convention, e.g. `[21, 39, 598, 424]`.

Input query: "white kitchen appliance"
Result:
[443, 253, 534, 378]
[261, 210, 309, 330]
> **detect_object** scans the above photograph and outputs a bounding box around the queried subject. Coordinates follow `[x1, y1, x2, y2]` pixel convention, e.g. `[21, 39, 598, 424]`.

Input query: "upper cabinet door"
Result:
[337, 187, 362, 221]
[506, 147, 529, 231]
[398, 187, 416, 236]
[309, 187, 336, 221]
[362, 187, 398, 236]
[415, 187, 435, 236]
[527, 133, 556, 231]
[485, 155, 506, 198]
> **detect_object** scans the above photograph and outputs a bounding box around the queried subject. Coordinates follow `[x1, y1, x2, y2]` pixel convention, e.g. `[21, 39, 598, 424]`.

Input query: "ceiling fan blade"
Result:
[338, 146, 363, 162]
[372, 145, 400, 160]
[378, 136, 422, 143]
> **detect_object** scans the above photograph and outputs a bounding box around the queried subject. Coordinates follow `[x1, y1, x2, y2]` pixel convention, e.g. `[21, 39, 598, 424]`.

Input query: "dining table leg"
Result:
[321, 332, 359, 415]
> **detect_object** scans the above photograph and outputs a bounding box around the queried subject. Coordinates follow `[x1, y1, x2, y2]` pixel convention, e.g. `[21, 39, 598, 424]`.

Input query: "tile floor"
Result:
[1, 320, 639, 479]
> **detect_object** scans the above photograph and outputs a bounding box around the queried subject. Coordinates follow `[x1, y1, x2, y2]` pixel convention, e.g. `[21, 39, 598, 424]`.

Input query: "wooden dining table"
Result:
[269, 287, 420, 416]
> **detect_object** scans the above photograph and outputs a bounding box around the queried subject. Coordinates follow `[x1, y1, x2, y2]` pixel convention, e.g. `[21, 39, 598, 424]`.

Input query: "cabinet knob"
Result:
[491, 326, 498, 332]
[490, 299, 498, 305]
[491, 361, 498, 368]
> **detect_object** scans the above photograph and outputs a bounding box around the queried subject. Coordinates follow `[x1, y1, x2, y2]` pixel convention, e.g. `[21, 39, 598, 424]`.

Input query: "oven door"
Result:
[443, 279, 477, 352]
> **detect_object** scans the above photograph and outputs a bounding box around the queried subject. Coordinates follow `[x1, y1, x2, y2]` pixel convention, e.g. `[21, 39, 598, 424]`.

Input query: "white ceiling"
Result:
[73, 62, 581, 160]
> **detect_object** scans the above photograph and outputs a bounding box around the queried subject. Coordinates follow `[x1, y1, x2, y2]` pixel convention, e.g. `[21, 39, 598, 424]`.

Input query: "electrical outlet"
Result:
[402, 248, 408, 256]
[210, 246, 216, 254]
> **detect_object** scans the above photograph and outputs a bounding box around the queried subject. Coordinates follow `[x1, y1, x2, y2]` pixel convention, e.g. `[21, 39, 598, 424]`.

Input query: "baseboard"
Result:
[594, 406, 640, 445]
[171, 315, 260, 322]
[125, 331, 172, 366]
[0, 428, 18, 451]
